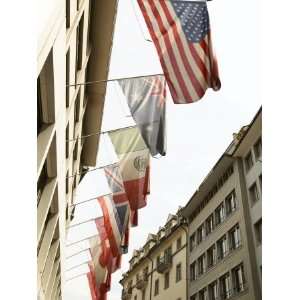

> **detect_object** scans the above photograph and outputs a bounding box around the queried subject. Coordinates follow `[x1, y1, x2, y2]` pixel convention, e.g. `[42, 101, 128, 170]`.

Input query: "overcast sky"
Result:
[64, 0, 260, 299]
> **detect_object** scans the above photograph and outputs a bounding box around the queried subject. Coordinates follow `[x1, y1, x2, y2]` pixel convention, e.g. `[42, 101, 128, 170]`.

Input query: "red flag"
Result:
[137, 0, 221, 104]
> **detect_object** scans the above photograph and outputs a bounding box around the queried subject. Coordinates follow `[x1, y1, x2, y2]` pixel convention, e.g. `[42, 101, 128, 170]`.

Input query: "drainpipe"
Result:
[145, 256, 154, 300]
[181, 221, 189, 300]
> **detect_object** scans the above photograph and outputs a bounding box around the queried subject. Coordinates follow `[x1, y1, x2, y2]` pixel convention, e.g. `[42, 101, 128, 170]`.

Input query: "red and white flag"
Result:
[108, 127, 150, 210]
[137, 0, 221, 104]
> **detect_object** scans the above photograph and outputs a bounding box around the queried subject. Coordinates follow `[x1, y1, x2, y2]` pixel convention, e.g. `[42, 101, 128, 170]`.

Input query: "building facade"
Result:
[182, 108, 262, 300]
[37, 1, 118, 299]
[120, 211, 188, 300]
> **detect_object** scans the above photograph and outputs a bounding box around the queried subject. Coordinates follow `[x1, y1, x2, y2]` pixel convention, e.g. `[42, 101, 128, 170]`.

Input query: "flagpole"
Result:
[66, 260, 91, 272]
[66, 247, 99, 260]
[66, 233, 99, 247]
[66, 73, 164, 87]
[67, 217, 101, 230]
[66, 124, 137, 143]
[65, 162, 118, 179]
[70, 193, 112, 208]
[66, 272, 89, 282]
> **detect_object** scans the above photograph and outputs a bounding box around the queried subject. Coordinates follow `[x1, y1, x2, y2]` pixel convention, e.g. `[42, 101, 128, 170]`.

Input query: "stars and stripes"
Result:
[137, 0, 221, 104]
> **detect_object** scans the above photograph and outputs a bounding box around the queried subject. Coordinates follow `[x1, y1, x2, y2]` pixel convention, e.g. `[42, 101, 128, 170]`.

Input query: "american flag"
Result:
[137, 0, 221, 104]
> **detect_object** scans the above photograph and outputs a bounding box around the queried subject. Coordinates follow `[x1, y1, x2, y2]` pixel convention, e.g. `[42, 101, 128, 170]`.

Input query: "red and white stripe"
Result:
[137, 0, 221, 104]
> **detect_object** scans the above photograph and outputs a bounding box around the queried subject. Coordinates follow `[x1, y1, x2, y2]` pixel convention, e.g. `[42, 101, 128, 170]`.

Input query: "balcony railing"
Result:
[157, 255, 172, 273]
[136, 274, 148, 290]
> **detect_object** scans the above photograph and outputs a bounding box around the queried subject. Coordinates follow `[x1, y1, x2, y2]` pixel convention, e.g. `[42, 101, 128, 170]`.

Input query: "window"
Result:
[207, 245, 216, 269]
[232, 264, 246, 293]
[66, 0, 70, 28]
[205, 214, 214, 236]
[229, 224, 241, 250]
[66, 49, 70, 107]
[225, 190, 236, 215]
[199, 288, 207, 300]
[176, 237, 182, 250]
[208, 281, 218, 300]
[190, 233, 196, 252]
[76, 15, 84, 72]
[154, 279, 159, 296]
[217, 235, 228, 260]
[249, 182, 260, 205]
[37, 79, 43, 135]
[254, 137, 262, 160]
[37, 163, 48, 205]
[164, 246, 172, 261]
[66, 171, 69, 195]
[254, 219, 262, 245]
[190, 294, 197, 300]
[75, 90, 81, 122]
[197, 224, 205, 244]
[156, 256, 160, 268]
[245, 151, 254, 171]
[134, 296, 137, 300]
[73, 140, 78, 161]
[164, 271, 169, 289]
[66, 123, 69, 159]
[259, 174, 262, 192]
[220, 273, 231, 299]
[176, 263, 182, 282]
[197, 254, 206, 276]
[143, 266, 148, 278]
[190, 262, 196, 281]
[142, 290, 145, 300]
[215, 203, 225, 226]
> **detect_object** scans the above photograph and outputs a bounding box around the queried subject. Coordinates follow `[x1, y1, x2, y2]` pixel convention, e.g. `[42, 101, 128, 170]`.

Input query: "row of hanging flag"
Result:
[73, 0, 221, 298]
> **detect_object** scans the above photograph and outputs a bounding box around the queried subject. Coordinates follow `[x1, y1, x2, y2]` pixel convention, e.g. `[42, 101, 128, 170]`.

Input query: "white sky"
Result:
[64, 0, 260, 299]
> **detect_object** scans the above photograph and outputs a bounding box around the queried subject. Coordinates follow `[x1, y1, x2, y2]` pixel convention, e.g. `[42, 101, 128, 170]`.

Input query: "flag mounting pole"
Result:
[66, 73, 164, 87]
[66, 260, 91, 272]
[66, 247, 99, 260]
[67, 216, 101, 230]
[66, 272, 89, 282]
[66, 233, 99, 247]
[70, 192, 112, 208]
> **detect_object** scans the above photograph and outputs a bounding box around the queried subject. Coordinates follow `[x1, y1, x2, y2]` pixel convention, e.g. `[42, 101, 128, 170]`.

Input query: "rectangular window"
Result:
[197, 224, 205, 244]
[199, 288, 207, 300]
[156, 256, 160, 268]
[229, 224, 241, 250]
[73, 140, 78, 161]
[164, 246, 172, 261]
[66, 49, 70, 107]
[177, 237, 182, 250]
[207, 245, 216, 269]
[66, 0, 70, 28]
[75, 90, 81, 122]
[66, 123, 69, 159]
[245, 151, 254, 171]
[259, 174, 262, 192]
[154, 279, 159, 296]
[142, 290, 145, 300]
[208, 281, 218, 300]
[190, 262, 196, 281]
[215, 202, 225, 226]
[37, 78, 43, 135]
[217, 235, 228, 260]
[197, 254, 206, 276]
[206, 214, 214, 236]
[164, 271, 169, 289]
[190, 295, 197, 300]
[254, 219, 262, 245]
[76, 15, 84, 72]
[254, 137, 262, 160]
[176, 263, 182, 282]
[66, 171, 69, 195]
[220, 273, 231, 300]
[249, 182, 260, 205]
[190, 233, 196, 252]
[225, 190, 236, 215]
[232, 264, 246, 293]
[37, 163, 48, 205]
[134, 296, 137, 300]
